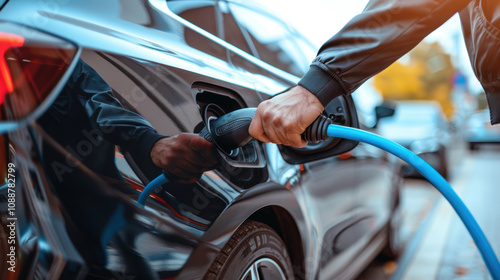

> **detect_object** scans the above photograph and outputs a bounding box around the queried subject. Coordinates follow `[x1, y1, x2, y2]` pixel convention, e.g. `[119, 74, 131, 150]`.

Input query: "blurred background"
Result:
[261, 0, 485, 117]
[254, 1, 500, 279]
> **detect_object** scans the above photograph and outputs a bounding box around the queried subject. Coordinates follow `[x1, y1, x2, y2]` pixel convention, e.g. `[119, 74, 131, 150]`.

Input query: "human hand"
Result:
[150, 133, 218, 183]
[249, 86, 324, 148]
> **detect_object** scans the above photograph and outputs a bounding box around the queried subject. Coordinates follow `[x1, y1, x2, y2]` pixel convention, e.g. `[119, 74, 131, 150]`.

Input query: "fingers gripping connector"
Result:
[302, 115, 333, 143]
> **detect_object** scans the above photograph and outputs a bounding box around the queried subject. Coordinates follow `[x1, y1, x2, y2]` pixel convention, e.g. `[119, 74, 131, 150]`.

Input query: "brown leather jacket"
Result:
[298, 0, 500, 124]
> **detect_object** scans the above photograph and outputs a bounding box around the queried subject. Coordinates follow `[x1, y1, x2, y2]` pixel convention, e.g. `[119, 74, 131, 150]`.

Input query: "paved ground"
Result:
[422, 145, 500, 280]
[356, 141, 500, 279]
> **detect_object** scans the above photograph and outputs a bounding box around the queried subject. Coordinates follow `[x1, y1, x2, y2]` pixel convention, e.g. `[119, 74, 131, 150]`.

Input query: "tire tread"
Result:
[205, 221, 289, 279]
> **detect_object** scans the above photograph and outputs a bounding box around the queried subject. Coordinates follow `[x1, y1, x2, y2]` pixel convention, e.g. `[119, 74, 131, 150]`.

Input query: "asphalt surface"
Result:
[356, 140, 500, 279]
[434, 145, 500, 280]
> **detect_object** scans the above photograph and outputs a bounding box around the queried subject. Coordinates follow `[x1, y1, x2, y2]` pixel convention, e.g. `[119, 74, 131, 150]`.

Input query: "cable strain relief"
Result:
[302, 115, 332, 143]
[162, 169, 182, 182]
[199, 126, 213, 143]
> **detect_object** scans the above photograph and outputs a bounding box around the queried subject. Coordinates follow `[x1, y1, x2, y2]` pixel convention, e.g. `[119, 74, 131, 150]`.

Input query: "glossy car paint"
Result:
[0, 1, 401, 279]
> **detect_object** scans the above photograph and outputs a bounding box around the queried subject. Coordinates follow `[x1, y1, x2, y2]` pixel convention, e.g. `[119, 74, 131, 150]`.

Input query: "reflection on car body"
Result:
[0, 0, 403, 279]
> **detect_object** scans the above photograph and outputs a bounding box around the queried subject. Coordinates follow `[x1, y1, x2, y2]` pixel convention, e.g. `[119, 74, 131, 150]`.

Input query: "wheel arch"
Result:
[176, 183, 313, 280]
[247, 205, 305, 278]
[196, 182, 310, 279]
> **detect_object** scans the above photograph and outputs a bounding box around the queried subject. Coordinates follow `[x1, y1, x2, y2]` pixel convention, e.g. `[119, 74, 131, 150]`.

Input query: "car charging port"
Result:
[199, 104, 265, 169]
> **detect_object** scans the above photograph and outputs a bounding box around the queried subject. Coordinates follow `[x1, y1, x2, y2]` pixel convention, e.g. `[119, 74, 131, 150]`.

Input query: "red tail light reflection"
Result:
[0, 22, 78, 122]
[0, 32, 24, 102]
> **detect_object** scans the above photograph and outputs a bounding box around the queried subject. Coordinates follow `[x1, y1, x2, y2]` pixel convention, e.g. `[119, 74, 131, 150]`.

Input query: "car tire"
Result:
[468, 142, 477, 151]
[380, 211, 402, 260]
[204, 221, 294, 280]
[438, 147, 449, 180]
[380, 180, 402, 260]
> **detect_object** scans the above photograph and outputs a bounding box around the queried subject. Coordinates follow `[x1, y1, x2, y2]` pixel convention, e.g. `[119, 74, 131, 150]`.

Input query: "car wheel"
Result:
[380, 181, 402, 260]
[438, 147, 449, 180]
[381, 210, 402, 259]
[204, 221, 294, 280]
[468, 142, 477, 151]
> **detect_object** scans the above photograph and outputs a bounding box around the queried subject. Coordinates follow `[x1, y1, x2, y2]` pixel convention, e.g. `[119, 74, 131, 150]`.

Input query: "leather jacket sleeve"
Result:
[299, 0, 472, 106]
[71, 60, 165, 161]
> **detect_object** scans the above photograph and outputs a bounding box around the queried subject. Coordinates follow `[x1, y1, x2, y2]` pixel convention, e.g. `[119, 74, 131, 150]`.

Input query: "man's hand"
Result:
[249, 86, 324, 148]
[151, 133, 218, 183]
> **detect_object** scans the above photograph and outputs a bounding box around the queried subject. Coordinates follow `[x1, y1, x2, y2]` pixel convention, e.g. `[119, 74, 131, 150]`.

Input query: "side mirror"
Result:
[373, 104, 396, 128]
[278, 95, 359, 164]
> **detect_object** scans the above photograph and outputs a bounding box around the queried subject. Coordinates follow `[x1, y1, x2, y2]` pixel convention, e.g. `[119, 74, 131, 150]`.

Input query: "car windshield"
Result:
[390, 104, 441, 124]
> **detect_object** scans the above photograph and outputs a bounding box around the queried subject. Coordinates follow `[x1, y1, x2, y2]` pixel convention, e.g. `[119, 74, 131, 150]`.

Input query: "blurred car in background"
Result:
[377, 101, 450, 179]
[463, 110, 500, 150]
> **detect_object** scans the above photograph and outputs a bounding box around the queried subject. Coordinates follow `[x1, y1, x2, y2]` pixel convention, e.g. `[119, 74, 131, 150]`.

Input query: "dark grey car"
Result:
[0, 1, 402, 279]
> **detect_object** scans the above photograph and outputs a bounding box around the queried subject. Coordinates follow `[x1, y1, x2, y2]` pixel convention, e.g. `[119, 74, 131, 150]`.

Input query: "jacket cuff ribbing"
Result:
[298, 65, 348, 107]
[137, 130, 167, 160]
[485, 90, 500, 125]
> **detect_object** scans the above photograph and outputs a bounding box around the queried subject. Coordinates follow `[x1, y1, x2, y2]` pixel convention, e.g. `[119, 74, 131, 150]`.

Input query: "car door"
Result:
[220, 0, 362, 275]
[223, 2, 401, 278]
[0, 0, 275, 278]
[73, 0, 275, 225]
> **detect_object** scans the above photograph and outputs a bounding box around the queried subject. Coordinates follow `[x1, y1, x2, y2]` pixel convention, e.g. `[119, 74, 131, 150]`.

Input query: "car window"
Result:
[227, 2, 311, 76]
[396, 106, 440, 123]
[217, 1, 252, 54]
[166, 0, 218, 37]
[166, 0, 227, 61]
[382, 103, 445, 126]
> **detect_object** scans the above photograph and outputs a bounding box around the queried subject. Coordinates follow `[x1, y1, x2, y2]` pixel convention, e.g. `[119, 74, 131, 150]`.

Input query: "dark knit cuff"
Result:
[485, 91, 500, 125]
[298, 65, 348, 107]
[137, 130, 167, 160]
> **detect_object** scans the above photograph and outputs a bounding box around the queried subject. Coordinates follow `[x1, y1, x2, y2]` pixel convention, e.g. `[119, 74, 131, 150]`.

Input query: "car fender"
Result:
[176, 181, 311, 280]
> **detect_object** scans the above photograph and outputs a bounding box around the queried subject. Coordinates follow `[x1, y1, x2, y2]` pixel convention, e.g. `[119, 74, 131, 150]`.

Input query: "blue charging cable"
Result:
[326, 124, 500, 279]
[137, 120, 500, 279]
[137, 173, 169, 205]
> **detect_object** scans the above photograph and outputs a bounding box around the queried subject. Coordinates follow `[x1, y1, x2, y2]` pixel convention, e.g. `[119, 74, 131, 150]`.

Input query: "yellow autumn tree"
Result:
[373, 42, 455, 118]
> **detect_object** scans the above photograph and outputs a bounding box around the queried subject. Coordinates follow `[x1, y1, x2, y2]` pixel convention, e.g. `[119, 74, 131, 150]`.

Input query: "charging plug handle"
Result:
[199, 108, 332, 154]
[199, 108, 257, 154]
